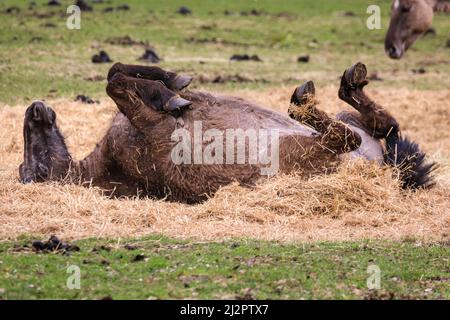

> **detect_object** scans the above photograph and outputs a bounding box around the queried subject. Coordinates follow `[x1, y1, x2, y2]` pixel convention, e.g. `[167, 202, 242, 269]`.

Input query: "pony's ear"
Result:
[434, 1, 450, 12]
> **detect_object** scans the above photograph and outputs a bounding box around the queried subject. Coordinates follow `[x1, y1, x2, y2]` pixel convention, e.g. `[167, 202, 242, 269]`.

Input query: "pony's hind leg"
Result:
[19, 101, 72, 183]
[338, 62, 399, 139]
[289, 81, 361, 154]
[107, 63, 192, 91]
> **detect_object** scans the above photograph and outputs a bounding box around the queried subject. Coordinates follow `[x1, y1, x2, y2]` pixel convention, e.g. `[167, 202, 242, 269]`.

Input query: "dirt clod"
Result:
[106, 35, 148, 47]
[138, 48, 161, 63]
[132, 254, 146, 262]
[32, 236, 80, 253]
[297, 55, 310, 63]
[412, 68, 426, 74]
[47, 0, 61, 6]
[117, 4, 130, 11]
[5, 7, 21, 14]
[75, 95, 97, 104]
[178, 6, 192, 15]
[92, 50, 113, 63]
[230, 54, 262, 62]
[76, 0, 93, 12]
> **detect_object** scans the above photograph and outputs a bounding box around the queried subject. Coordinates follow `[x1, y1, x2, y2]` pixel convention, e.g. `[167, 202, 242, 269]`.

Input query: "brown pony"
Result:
[19, 63, 435, 203]
[385, 0, 450, 59]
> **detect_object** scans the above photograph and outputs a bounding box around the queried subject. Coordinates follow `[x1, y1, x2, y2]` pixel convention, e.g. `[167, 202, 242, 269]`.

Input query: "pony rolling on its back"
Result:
[19, 63, 436, 203]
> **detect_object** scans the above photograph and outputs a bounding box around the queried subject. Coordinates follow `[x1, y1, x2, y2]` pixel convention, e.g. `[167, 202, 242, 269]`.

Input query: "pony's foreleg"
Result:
[289, 81, 361, 154]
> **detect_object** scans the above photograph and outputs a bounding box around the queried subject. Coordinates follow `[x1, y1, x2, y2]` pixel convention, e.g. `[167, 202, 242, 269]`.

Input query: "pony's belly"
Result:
[345, 125, 384, 163]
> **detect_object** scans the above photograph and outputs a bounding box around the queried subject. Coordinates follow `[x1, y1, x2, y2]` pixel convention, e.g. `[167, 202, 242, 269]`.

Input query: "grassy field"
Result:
[0, 0, 449, 105]
[0, 0, 449, 300]
[1, 237, 449, 299]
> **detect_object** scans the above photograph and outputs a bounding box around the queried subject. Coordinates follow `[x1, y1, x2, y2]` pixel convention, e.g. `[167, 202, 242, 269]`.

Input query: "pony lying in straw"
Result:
[19, 62, 436, 203]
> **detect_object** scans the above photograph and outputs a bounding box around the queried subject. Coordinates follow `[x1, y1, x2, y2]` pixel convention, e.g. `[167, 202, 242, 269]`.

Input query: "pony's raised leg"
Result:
[19, 101, 140, 195]
[338, 62, 399, 139]
[338, 62, 437, 189]
[107, 63, 192, 91]
[106, 73, 192, 135]
[19, 101, 72, 183]
[288, 81, 361, 154]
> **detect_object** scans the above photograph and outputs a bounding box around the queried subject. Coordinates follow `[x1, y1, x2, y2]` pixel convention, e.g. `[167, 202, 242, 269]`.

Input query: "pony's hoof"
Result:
[164, 96, 192, 112]
[343, 62, 368, 89]
[25, 101, 56, 126]
[291, 80, 316, 105]
[170, 75, 193, 91]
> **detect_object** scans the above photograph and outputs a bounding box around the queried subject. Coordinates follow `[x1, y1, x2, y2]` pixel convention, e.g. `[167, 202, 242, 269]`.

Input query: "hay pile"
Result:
[0, 86, 449, 242]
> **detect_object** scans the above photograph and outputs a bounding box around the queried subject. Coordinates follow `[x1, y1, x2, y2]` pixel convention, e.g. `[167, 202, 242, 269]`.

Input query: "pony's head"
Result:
[385, 0, 434, 59]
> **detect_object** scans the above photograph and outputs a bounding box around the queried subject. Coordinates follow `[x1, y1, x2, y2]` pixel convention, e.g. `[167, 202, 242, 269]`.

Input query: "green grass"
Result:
[0, 0, 449, 104]
[0, 236, 449, 299]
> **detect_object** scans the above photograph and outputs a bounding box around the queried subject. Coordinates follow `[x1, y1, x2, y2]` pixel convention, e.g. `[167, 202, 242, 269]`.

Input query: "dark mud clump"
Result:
[117, 4, 130, 11]
[92, 50, 113, 63]
[47, 0, 61, 6]
[297, 55, 310, 63]
[42, 22, 57, 28]
[124, 244, 139, 250]
[5, 7, 21, 14]
[102, 5, 130, 13]
[343, 11, 356, 17]
[106, 35, 148, 47]
[32, 235, 80, 253]
[412, 67, 426, 74]
[76, 0, 93, 12]
[91, 245, 111, 252]
[75, 94, 98, 104]
[230, 54, 262, 62]
[138, 48, 161, 63]
[30, 36, 43, 43]
[178, 6, 192, 15]
[240, 9, 267, 16]
[132, 254, 146, 262]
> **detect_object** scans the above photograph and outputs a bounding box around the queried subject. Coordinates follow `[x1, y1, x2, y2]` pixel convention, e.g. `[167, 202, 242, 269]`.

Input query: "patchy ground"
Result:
[0, 237, 449, 299]
[1, 86, 449, 242]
